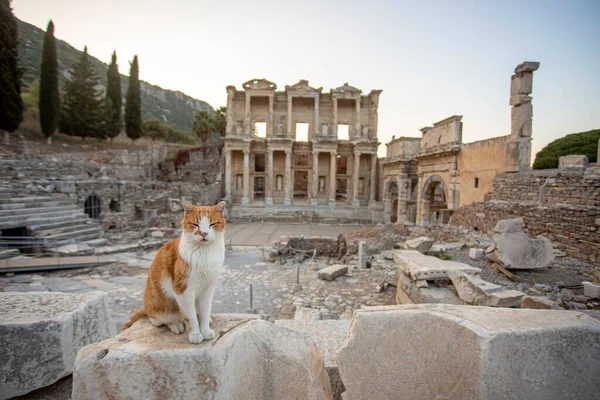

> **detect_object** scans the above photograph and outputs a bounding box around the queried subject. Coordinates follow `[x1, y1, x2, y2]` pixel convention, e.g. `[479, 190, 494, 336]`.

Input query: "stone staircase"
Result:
[0, 196, 103, 247]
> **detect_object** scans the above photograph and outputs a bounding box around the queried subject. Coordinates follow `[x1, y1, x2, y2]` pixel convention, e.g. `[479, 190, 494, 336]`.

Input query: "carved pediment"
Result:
[242, 79, 277, 91]
[285, 79, 322, 94]
[332, 82, 362, 94]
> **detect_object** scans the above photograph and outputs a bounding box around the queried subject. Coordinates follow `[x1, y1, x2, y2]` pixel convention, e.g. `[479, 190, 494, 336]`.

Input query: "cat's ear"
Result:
[182, 199, 194, 214]
[214, 201, 226, 214]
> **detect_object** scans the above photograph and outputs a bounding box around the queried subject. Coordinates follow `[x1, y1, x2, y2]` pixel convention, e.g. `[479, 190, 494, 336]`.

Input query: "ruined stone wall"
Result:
[457, 135, 512, 206]
[450, 167, 600, 266]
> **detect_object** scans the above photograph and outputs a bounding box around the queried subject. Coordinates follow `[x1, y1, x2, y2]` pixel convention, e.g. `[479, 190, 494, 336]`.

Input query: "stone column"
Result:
[332, 96, 338, 139]
[398, 175, 409, 222]
[242, 149, 250, 207]
[369, 154, 377, 206]
[355, 97, 361, 138]
[268, 95, 274, 137]
[508, 61, 540, 172]
[244, 93, 251, 135]
[226, 86, 235, 136]
[266, 150, 273, 207]
[352, 151, 361, 208]
[287, 95, 293, 136]
[329, 151, 336, 209]
[313, 95, 320, 137]
[225, 149, 232, 202]
[311, 151, 319, 208]
[284, 149, 292, 208]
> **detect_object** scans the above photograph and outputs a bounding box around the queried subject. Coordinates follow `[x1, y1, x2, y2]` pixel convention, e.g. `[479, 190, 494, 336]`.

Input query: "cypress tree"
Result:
[0, 0, 23, 145]
[106, 51, 122, 145]
[125, 55, 142, 143]
[39, 20, 60, 144]
[60, 46, 103, 140]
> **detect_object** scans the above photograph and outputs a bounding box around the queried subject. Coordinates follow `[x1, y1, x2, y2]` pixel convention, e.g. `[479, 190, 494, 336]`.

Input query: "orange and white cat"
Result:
[123, 200, 226, 344]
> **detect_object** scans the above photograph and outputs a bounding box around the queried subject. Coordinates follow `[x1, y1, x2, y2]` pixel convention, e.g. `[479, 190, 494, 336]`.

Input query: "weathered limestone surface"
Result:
[469, 247, 485, 260]
[73, 315, 332, 400]
[357, 241, 367, 268]
[486, 217, 555, 269]
[522, 295, 560, 310]
[394, 250, 481, 280]
[276, 319, 350, 400]
[0, 291, 115, 400]
[559, 154, 589, 169]
[318, 265, 348, 281]
[336, 304, 600, 400]
[427, 242, 465, 256]
[448, 270, 523, 307]
[405, 236, 435, 253]
[583, 282, 600, 299]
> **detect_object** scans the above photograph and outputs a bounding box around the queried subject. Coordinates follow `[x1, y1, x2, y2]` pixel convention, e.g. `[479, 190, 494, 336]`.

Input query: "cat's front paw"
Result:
[200, 328, 215, 340]
[188, 331, 204, 344]
[168, 322, 185, 334]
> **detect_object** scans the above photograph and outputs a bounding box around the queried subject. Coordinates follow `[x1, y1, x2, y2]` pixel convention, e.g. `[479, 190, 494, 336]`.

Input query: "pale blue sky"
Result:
[14, 0, 600, 157]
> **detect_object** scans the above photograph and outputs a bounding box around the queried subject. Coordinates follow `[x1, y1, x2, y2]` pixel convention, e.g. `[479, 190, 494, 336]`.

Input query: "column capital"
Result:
[354, 151, 362, 157]
[285, 149, 292, 156]
[243, 148, 251, 155]
[330, 151, 337, 157]
[312, 150, 320, 156]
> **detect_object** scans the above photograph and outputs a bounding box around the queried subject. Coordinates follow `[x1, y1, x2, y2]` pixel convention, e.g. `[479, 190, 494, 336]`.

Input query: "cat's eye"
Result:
[209, 223, 216, 228]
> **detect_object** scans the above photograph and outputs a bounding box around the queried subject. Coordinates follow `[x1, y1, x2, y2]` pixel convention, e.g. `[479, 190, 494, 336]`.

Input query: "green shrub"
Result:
[166, 129, 196, 145]
[533, 129, 600, 169]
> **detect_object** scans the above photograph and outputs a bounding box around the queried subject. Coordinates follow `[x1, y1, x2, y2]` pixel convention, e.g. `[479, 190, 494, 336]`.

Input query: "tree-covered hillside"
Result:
[17, 19, 213, 132]
[533, 129, 600, 169]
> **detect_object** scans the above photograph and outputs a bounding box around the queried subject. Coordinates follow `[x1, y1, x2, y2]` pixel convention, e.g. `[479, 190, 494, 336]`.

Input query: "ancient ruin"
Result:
[224, 79, 381, 211]
[1, 61, 600, 399]
[381, 62, 540, 225]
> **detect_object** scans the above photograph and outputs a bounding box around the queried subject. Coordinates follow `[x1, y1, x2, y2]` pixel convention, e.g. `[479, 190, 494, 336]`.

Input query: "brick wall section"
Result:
[450, 167, 600, 266]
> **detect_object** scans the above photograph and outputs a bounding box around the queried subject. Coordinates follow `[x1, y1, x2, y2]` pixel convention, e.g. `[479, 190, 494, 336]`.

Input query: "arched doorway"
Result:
[387, 180, 399, 223]
[421, 175, 448, 225]
[84, 194, 102, 220]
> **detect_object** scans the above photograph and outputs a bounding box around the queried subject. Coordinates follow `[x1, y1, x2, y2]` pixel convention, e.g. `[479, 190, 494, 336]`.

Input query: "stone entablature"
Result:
[224, 79, 382, 209]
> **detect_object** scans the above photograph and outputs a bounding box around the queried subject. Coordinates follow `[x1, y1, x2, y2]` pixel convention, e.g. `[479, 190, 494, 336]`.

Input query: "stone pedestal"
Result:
[72, 315, 332, 400]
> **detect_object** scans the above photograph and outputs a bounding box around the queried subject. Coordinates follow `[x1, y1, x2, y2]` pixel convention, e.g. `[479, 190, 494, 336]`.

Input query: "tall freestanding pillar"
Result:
[225, 150, 232, 202]
[266, 150, 273, 207]
[242, 149, 250, 207]
[508, 61, 540, 172]
[312, 151, 319, 208]
[329, 152, 336, 209]
[352, 151, 361, 208]
[284, 150, 292, 208]
[369, 154, 377, 206]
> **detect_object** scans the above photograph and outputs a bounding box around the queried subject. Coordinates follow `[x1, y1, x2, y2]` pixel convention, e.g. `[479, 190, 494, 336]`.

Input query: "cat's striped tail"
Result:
[122, 308, 147, 331]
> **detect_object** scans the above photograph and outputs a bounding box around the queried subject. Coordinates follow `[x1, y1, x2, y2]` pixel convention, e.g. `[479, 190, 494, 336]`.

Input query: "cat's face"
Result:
[181, 200, 227, 244]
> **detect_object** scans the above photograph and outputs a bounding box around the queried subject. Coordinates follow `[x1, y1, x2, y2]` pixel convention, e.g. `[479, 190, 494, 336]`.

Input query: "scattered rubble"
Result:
[405, 236, 435, 253]
[448, 270, 524, 307]
[318, 265, 349, 281]
[486, 217, 555, 270]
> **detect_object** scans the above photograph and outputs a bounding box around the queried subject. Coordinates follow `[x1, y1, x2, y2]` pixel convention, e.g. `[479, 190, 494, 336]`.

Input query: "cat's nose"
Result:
[199, 231, 208, 238]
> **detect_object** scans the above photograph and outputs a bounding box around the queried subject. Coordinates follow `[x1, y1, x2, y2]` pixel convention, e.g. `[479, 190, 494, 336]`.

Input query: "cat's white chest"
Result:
[179, 234, 225, 293]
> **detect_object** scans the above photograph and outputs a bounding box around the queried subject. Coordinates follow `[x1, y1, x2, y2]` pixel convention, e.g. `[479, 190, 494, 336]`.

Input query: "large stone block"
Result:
[276, 319, 350, 400]
[511, 102, 533, 137]
[336, 304, 600, 400]
[394, 250, 481, 280]
[487, 217, 555, 269]
[73, 315, 332, 400]
[318, 265, 348, 281]
[514, 61, 540, 74]
[405, 236, 435, 253]
[448, 270, 523, 307]
[559, 155, 589, 169]
[0, 291, 116, 399]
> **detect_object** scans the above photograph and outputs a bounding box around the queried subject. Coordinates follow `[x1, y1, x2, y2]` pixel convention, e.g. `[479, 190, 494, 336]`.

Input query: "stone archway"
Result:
[84, 194, 102, 220]
[419, 175, 448, 225]
[385, 179, 399, 223]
